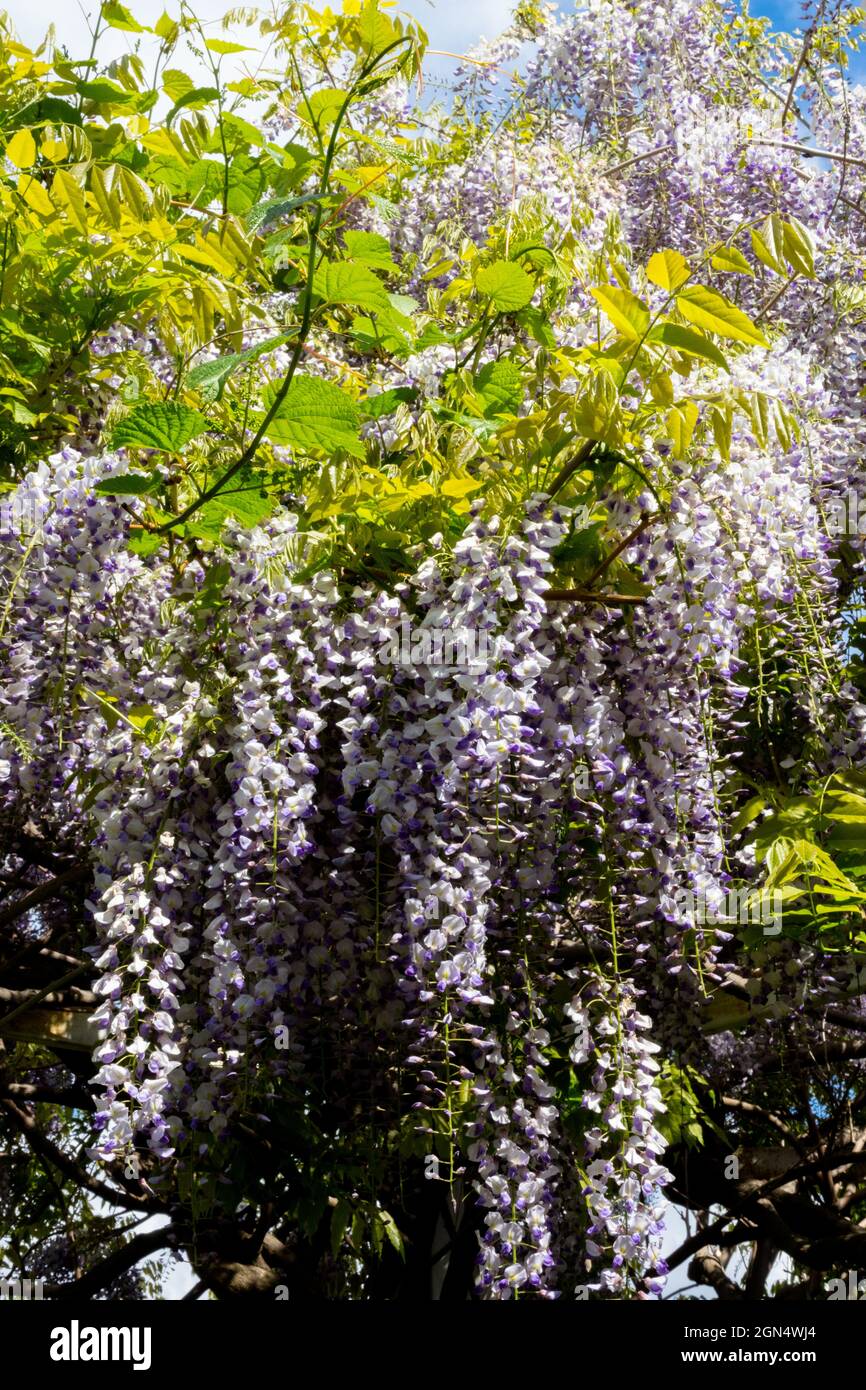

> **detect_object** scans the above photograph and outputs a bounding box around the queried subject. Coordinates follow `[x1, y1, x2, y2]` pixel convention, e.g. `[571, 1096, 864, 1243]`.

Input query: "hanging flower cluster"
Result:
[2, 0, 866, 1301]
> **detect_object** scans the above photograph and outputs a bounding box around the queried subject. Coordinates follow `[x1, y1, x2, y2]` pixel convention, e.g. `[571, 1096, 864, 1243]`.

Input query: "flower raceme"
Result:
[1, 0, 866, 1301]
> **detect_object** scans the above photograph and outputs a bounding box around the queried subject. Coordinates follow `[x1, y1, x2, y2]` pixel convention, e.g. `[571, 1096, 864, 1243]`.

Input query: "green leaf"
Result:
[750, 218, 786, 275]
[343, 230, 398, 274]
[667, 400, 699, 457]
[676, 286, 768, 347]
[827, 824, 866, 852]
[76, 79, 134, 105]
[102, 1, 146, 32]
[380, 1210, 405, 1258]
[95, 472, 160, 496]
[204, 38, 252, 54]
[166, 87, 220, 126]
[590, 285, 651, 340]
[128, 530, 162, 557]
[222, 157, 266, 215]
[5, 129, 36, 168]
[262, 376, 363, 457]
[185, 473, 275, 539]
[192, 561, 231, 609]
[474, 360, 522, 416]
[731, 796, 767, 835]
[646, 248, 691, 292]
[11, 96, 82, 128]
[517, 305, 555, 348]
[154, 10, 178, 40]
[475, 259, 535, 312]
[187, 335, 288, 402]
[650, 322, 730, 372]
[299, 88, 348, 131]
[351, 314, 412, 356]
[358, 387, 417, 419]
[820, 790, 866, 822]
[781, 217, 815, 278]
[219, 113, 264, 150]
[710, 245, 754, 276]
[316, 261, 394, 316]
[414, 322, 451, 350]
[552, 521, 604, 566]
[110, 403, 208, 452]
[246, 192, 328, 232]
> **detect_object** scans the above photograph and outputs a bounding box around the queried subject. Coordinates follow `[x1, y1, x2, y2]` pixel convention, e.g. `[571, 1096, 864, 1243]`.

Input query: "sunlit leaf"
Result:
[95, 472, 160, 495]
[5, 128, 36, 168]
[646, 248, 690, 292]
[262, 376, 364, 457]
[316, 260, 394, 316]
[110, 403, 208, 452]
[102, 1, 146, 32]
[710, 245, 754, 275]
[676, 285, 768, 347]
[476, 260, 535, 312]
[590, 284, 651, 340]
[650, 321, 730, 372]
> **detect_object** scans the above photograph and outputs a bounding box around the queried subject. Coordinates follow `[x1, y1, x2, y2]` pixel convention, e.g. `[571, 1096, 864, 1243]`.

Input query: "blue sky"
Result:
[15, 2, 861, 102]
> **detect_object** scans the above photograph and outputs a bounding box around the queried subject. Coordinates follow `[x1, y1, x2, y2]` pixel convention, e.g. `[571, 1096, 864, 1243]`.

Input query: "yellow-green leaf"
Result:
[140, 127, 189, 165]
[103, 1, 145, 32]
[590, 284, 651, 340]
[6, 128, 36, 168]
[51, 168, 88, 233]
[441, 476, 483, 497]
[710, 245, 754, 276]
[89, 165, 121, 229]
[117, 166, 154, 221]
[316, 260, 393, 316]
[174, 240, 237, 279]
[667, 399, 698, 457]
[476, 260, 536, 312]
[752, 391, 770, 448]
[650, 372, 675, 407]
[17, 175, 54, 217]
[750, 217, 786, 275]
[710, 401, 733, 459]
[781, 217, 815, 279]
[154, 10, 178, 40]
[646, 249, 690, 293]
[204, 38, 253, 55]
[649, 322, 730, 372]
[299, 88, 348, 131]
[676, 285, 768, 347]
